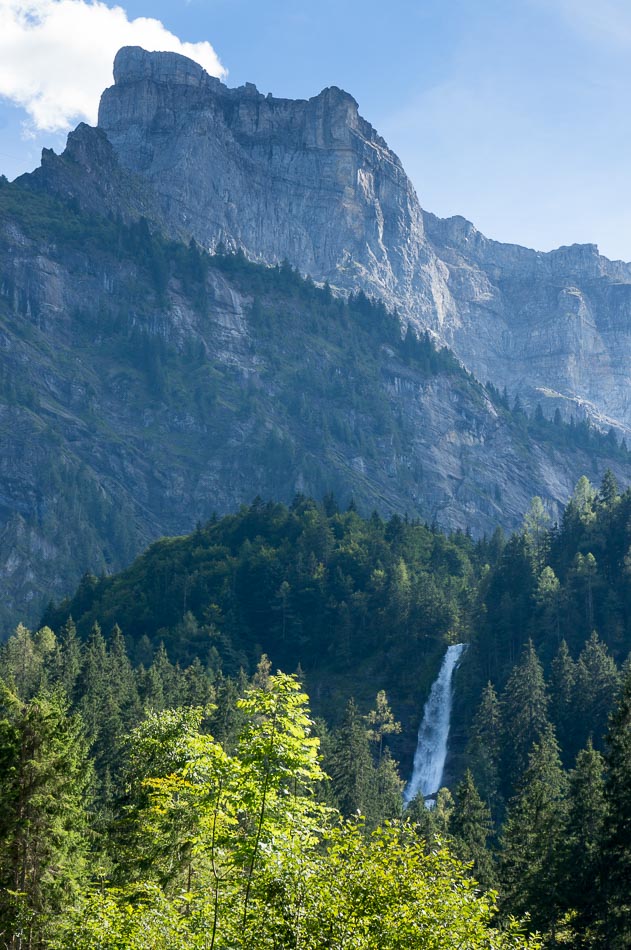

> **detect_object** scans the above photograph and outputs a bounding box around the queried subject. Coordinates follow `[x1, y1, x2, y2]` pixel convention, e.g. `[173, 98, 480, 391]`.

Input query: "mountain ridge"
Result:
[1, 178, 629, 628]
[1, 47, 631, 627]
[89, 46, 631, 433]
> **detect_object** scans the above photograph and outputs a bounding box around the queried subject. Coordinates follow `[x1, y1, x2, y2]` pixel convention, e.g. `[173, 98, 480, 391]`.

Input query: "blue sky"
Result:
[2, 0, 631, 260]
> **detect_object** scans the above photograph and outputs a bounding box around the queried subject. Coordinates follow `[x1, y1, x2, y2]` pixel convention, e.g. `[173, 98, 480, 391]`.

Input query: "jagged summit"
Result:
[110, 46, 362, 114]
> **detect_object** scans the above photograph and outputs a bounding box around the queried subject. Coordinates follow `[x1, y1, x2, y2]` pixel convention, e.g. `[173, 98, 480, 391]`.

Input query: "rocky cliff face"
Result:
[0, 178, 626, 628]
[93, 46, 631, 433]
[423, 214, 631, 434]
[97, 46, 436, 315]
[3, 46, 631, 629]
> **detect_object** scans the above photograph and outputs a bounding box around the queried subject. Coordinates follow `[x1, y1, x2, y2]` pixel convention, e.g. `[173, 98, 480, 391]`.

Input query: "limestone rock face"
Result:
[97, 47, 631, 432]
[423, 214, 631, 434]
[98, 47, 437, 317]
[4, 45, 631, 626]
[0, 187, 626, 627]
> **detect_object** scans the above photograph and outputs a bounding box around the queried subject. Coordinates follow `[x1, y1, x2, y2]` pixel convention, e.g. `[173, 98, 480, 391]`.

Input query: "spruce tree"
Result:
[598, 468, 619, 511]
[107, 624, 141, 729]
[548, 640, 577, 764]
[499, 724, 568, 939]
[599, 666, 631, 947]
[467, 682, 502, 818]
[523, 497, 551, 574]
[55, 617, 82, 699]
[560, 741, 606, 946]
[364, 690, 401, 762]
[500, 640, 549, 794]
[1, 624, 50, 700]
[329, 698, 377, 821]
[450, 770, 495, 887]
[374, 747, 404, 821]
[76, 623, 110, 745]
[574, 631, 620, 753]
[0, 688, 92, 948]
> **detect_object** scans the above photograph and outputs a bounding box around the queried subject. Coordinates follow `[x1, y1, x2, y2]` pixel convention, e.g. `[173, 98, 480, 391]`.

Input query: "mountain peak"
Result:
[112, 45, 219, 90]
[91, 46, 631, 435]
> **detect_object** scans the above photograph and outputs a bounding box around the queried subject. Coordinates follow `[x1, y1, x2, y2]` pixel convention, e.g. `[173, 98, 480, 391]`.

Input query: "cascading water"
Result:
[403, 643, 468, 808]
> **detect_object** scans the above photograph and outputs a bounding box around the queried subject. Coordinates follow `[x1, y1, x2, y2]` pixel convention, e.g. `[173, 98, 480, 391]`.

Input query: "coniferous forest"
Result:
[3, 478, 631, 947]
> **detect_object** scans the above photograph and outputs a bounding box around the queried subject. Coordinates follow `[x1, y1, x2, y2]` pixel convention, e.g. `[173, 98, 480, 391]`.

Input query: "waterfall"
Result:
[403, 643, 467, 808]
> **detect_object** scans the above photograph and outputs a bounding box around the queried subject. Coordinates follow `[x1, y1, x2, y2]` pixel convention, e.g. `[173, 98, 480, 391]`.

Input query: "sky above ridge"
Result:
[1, 0, 631, 260]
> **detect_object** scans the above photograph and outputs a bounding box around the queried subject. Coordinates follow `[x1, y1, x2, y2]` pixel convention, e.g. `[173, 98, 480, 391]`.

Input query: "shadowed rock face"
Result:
[0, 202, 626, 628]
[2, 44, 631, 627]
[96, 46, 631, 433]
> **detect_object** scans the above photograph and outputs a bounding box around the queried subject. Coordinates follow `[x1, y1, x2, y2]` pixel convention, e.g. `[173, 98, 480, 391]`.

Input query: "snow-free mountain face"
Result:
[96, 46, 631, 434]
[2, 45, 631, 628]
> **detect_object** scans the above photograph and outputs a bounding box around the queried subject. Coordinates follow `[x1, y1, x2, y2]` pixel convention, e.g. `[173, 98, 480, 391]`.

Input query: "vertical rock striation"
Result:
[94, 47, 631, 432]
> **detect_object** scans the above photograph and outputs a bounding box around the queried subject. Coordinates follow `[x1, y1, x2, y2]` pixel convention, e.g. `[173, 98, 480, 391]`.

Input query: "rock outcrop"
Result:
[93, 47, 631, 433]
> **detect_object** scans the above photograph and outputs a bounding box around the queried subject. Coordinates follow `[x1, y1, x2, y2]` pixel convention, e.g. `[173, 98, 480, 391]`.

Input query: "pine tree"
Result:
[500, 640, 550, 794]
[499, 724, 568, 939]
[450, 770, 495, 887]
[599, 666, 631, 947]
[0, 688, 92, 948]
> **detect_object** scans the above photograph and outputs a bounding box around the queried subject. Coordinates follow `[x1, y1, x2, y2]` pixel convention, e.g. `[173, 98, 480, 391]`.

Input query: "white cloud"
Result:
[0, 0, 226, 132]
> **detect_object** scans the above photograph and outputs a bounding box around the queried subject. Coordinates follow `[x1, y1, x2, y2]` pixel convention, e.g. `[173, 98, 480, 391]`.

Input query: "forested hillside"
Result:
[0, 475, 627, 945]
[0, 633, 543, 949]
[2, 174, 631, 629]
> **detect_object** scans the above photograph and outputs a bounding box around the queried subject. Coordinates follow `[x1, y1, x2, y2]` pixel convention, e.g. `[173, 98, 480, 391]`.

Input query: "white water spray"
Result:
[403, 643, 467, 807]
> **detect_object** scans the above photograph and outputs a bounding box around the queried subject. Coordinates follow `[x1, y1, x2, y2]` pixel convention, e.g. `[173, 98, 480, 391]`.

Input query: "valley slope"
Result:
[1, 180, 628, 627]
[2, 47, 631, 628]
